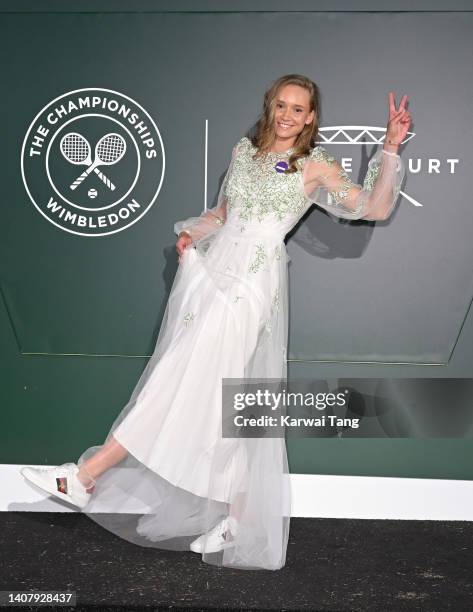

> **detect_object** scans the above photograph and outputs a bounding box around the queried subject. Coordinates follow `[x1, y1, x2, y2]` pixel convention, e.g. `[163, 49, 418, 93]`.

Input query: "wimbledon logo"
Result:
[21, 87, 165, 237]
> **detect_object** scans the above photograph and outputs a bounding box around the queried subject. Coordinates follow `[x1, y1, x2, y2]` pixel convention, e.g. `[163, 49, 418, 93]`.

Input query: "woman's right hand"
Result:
[176, 232, 193, 262]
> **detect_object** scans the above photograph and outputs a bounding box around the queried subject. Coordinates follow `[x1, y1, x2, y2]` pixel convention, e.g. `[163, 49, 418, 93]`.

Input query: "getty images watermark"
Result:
[221, 378, 473, 439]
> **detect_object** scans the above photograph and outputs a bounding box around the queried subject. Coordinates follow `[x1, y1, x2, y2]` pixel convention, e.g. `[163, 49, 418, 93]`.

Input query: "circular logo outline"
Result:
[21, 87, 165, 238]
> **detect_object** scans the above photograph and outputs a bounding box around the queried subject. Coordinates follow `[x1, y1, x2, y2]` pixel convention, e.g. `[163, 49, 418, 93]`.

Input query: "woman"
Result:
[21, 74, 410, 571]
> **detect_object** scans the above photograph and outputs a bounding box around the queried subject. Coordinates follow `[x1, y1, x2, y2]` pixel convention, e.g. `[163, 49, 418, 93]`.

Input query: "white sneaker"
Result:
[21, 462, 94, 510]
[190, 516, 239, 554]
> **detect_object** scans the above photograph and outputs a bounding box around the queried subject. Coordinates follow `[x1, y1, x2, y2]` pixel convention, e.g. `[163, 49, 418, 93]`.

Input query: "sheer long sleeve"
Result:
[174, 144, 238, 242]
[302, 145, 405, 221]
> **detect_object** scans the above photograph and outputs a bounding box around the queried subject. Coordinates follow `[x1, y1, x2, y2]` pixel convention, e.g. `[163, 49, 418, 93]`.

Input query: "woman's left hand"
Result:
[386, 92, 411, 145]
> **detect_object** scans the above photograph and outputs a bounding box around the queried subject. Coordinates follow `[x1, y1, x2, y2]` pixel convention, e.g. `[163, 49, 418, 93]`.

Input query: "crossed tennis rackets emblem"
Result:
[60, 132, 127, 191]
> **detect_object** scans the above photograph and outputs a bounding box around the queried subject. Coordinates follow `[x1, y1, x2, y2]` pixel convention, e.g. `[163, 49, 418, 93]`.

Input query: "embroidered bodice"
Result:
[174, 135, 405, 244]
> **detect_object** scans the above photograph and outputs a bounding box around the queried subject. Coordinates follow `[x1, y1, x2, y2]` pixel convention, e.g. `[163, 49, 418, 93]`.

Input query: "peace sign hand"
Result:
[386, 92, 411, 146]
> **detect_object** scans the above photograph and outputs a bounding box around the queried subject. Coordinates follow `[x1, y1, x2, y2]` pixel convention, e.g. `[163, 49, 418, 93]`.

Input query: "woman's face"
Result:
[272, 84, 315, 146]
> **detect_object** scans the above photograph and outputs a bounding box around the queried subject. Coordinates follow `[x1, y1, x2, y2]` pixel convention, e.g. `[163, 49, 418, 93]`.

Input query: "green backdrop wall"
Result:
[2, 1, 473, 481]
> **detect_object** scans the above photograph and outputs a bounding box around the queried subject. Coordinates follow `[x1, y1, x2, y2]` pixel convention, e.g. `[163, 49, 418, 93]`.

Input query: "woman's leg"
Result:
[227, 443, 249, 525]
[229, 492, 246, 522]
[77, 434, 128, 488]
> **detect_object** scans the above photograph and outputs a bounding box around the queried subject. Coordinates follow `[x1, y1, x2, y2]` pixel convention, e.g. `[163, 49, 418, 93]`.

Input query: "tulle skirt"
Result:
[77, 223, 291, 570]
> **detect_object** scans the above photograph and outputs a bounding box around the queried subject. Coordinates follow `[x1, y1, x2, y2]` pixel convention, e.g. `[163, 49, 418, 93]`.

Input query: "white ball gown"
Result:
[77, 136, 405, 571]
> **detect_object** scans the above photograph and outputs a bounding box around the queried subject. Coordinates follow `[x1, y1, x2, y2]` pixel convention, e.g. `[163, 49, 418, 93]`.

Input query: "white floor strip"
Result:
[4, 464, 473, 520]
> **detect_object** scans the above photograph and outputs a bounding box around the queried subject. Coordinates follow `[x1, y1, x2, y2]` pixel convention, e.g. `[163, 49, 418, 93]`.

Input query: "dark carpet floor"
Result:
[1, 512, 472, 611]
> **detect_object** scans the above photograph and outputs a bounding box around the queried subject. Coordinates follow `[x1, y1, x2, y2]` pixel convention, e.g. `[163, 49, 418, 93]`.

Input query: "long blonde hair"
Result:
[251, 74, 321, 174]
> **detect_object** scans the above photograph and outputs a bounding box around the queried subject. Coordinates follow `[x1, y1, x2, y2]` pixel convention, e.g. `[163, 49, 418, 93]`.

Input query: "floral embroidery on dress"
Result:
[327, 167, 355, 204]
[309, 144, 388, 216]
[362, 158, 382, 192]
[308, 145, 367, 214]
[308, 145, 339, 172]
[248, 242, 266, 273]
[226, 137, 308, 224]
[183, 312, 195, 326]
[262, 287, 281, 336]
[274, 245, 281, 261]
[308, 146, 356, 206]
[175, 135, 402, 241]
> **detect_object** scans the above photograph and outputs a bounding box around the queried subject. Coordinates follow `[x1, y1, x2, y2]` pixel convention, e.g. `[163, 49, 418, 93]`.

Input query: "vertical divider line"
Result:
[204, 119, 208, 212]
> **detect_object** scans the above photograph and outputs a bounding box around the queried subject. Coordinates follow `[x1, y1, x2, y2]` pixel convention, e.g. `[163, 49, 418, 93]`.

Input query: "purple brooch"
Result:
[275, 161, 288, 173]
